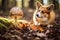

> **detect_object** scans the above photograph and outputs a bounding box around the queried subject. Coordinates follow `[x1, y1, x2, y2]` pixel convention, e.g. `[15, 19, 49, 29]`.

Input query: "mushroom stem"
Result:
[15, 16, 17, 22]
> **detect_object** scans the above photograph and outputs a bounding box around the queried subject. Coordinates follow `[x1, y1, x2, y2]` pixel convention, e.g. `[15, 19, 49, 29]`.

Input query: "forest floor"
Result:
[0, 9, 60, 40]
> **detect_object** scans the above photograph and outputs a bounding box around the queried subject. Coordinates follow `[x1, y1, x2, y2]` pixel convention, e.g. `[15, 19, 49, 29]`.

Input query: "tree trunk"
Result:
[1, 0, 7, 11]
[29, 0, 34, 8]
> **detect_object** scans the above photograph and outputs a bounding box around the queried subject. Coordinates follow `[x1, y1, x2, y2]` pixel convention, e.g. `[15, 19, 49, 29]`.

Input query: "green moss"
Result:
[0, 18, 11, 27]
[0, 18, 15, 35]
[0, 22, 7, 28]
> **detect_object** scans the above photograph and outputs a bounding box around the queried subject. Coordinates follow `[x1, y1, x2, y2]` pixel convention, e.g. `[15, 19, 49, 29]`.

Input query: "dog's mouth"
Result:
[42, 17, 48, 21]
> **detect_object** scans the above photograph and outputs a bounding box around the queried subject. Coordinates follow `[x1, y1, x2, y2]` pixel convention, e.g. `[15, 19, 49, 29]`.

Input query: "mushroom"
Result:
[9, 7, 23, 22]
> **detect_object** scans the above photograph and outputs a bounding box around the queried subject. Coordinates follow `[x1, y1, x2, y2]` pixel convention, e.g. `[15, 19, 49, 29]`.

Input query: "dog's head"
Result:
[34, 1, 55, 24]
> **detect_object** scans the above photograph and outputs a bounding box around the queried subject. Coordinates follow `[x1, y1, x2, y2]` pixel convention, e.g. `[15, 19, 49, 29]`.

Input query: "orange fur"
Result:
[33, 1, 55, 25]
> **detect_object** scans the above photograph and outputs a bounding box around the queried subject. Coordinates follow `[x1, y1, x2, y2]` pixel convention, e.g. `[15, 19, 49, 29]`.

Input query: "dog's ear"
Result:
[36, 1, 42, 9]
[47, 4, 54, 10]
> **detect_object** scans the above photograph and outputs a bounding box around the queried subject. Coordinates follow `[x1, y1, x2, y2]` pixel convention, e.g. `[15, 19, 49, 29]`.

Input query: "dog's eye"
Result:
[41, 11, 44, 13]
[36, 12, 41, 17]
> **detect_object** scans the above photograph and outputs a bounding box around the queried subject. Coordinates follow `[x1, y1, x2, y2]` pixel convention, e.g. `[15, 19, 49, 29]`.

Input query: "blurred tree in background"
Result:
[0, 0, 60, 16]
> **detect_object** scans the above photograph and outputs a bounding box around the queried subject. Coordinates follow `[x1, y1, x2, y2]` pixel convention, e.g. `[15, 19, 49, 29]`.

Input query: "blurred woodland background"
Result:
[0, 0, 60, 21]
[0, 0, 60, 40]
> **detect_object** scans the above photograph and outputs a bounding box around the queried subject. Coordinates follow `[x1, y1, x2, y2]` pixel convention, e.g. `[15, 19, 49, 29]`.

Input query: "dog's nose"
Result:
[36, 12, 42, 18]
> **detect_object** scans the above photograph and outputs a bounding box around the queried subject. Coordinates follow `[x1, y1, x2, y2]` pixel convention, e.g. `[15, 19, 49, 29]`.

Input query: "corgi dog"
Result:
[33, 1, 55, 27]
